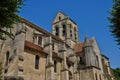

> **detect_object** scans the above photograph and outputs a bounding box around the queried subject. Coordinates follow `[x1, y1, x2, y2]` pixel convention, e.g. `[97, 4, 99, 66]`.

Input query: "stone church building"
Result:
[0, 12, 114, 80]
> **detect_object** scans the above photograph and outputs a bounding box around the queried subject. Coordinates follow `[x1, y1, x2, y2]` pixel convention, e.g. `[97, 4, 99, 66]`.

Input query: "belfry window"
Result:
[35, 55, 40, 69]
[62, 24, 66, 36]
[52, 43, 54, 50]
[59, 16, 61, 20]
[74, 27, 77, 40]
[54, 61, 57, 72]
[75, 37, 77, 41]
[70, 24, 72, 38]
[55, 27, 59, 36]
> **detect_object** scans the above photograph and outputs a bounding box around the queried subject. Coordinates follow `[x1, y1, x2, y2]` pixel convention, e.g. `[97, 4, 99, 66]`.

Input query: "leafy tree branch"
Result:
[0, 0, 24, 40]
[108, 0, 120, 45]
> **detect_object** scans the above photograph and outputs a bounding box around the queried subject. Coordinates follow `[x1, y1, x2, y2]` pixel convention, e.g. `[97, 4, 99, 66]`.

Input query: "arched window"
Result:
[62, 24, 66, 36]
[5, 51, 10, 66]
[74, 27, 77, 40]
[79, 57, 84, 64]
[55, 26, 59, 36]
[54, 61, 57, 72]
[74, 27, 77, 32]
[67, 63, 71, 68]
[52, 43, 54, 50]
[59, 16, 61, 20]
[38, 36, 42, 45]
[35, 55, 40, 69]
[70, 24, 72, 38]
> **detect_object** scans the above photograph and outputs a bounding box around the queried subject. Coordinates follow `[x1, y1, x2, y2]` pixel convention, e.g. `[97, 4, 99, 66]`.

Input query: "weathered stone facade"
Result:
[0, 11, 114, 80]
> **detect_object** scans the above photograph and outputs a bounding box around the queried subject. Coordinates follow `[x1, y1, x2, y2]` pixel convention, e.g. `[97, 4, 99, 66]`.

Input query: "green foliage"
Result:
[108, 0, 120, 45]
[112, 68, 120, 80]
[0, 0, 24, 40]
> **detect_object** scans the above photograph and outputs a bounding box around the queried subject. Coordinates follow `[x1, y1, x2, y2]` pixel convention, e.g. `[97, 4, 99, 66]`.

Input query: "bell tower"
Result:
[52, 11, 79, 47]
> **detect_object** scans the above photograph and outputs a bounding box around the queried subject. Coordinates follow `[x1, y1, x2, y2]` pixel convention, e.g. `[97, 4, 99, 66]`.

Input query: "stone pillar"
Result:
[60, 44, 69, 80]
[72, 27, 75, 41]
[66, 24, 71, 45]
[16, 23, 26, 76]
[107, 61, 111, 75]
[62, 44, 67, 69]
[52, 30, 56, 35]
[48, 36, 53, 64]
[46, 36, 54, 80]
[66, 24, 70, 39]
[76, 25, 79, 42]
[0, 23, 26, 79]
[52, 26, 56, 35]
[61, 70, 69, 80]
[73, 55, 79, 80]
[59, 26, 63, 39]
[74, 72, 80, 80]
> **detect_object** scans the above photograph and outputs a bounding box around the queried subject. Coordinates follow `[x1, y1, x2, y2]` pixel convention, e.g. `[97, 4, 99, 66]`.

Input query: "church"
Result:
[0, 12, 115, 80]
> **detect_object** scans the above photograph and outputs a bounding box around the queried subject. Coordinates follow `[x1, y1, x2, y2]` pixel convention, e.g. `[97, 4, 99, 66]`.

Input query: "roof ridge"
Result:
[59, 11, 68, 16]
[21, 18, 64, 43]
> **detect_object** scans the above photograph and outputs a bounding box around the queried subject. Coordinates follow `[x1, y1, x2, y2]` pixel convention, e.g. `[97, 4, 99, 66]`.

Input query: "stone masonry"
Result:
[0, 11, 115, 80]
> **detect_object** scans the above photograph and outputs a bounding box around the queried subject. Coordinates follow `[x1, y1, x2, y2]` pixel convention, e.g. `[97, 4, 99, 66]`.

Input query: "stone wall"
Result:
[22, 50, 46, 80]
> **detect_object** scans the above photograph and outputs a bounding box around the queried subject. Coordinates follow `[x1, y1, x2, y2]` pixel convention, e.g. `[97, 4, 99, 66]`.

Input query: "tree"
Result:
[108, 0, 120, 45]
[0, 0, 24, 40]
[112, 68, 120, 80]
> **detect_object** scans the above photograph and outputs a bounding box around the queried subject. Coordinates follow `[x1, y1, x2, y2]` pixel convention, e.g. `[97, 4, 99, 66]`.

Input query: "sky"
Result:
[19, 0, 120, 68]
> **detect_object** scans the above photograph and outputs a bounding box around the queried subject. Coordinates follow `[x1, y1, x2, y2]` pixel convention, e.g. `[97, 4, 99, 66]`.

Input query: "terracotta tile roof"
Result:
[74, 43, 84, 53]
[24, 40, 46, 54]
[25, 40, 73, 64]
[25, 41, 62, 59]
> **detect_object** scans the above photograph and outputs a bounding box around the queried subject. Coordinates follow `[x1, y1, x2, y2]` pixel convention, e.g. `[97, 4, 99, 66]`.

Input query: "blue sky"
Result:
[19, 0, 120, 68]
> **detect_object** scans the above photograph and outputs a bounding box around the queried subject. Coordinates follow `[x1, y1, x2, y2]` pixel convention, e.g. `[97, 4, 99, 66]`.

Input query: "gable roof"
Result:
[21, 18, 64, 43]
[52, 11, 68, 24]
[52, 11, 77, 25]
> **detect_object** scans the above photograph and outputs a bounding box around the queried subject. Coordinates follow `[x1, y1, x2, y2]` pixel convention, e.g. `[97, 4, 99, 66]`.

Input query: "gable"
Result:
[53, 11, 68, 24]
